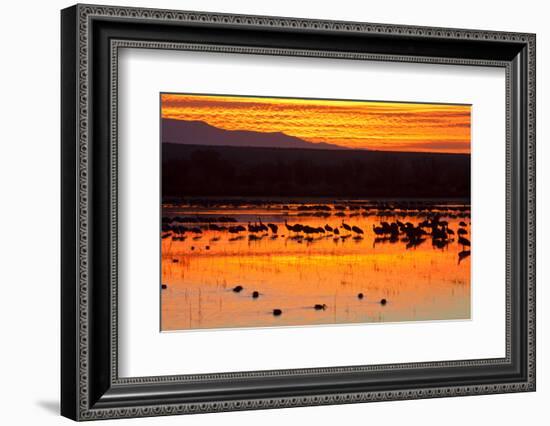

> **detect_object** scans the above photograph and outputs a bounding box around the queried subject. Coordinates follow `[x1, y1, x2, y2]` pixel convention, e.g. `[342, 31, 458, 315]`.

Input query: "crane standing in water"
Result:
[267, 223, 278, 234]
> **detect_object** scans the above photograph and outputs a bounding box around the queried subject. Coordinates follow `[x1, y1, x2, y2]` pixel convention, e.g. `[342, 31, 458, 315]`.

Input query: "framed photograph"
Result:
[61, 4, 536, 421]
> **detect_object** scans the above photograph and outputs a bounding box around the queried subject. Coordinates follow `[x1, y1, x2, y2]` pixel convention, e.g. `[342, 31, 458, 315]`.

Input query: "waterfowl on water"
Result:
[228, 225, 246, 234]
[458, 250, 471, 264]
[351, 225, 364, 234]
[247, 222, 259, 233]
[372, 224, 385, 235]
[267, 223, 278, 234]
[284, 220, 303, 233]
[252, 291, 260, 298]
[273, 309, 282, 316]
[458, 236, 471, 247]
[357, 293, 364, 299]
[380, 298, 387, 305]
[257, 218, 269, 232]
[314, 304, 327, 311]
[232, 285, 244, 293]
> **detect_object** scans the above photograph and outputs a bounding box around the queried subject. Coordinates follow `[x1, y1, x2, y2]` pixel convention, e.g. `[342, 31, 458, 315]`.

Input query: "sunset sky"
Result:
[161, 94, 471, 154]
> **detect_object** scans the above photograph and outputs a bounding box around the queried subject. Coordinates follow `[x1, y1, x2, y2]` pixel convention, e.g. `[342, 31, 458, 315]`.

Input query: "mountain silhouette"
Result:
[161, 118, 350, 150]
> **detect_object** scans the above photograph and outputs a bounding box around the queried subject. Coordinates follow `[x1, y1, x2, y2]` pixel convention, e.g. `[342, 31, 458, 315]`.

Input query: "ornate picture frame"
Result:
[61, 4, 535, 420]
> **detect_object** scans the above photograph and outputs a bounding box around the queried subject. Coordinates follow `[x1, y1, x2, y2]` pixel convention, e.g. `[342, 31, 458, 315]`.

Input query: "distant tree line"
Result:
[162, 144, 470, 199]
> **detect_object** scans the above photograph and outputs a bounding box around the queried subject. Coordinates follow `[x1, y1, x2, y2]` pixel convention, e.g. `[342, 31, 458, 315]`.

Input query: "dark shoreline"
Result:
[162, 196, 471, 206]
[163, 143, 470, 199]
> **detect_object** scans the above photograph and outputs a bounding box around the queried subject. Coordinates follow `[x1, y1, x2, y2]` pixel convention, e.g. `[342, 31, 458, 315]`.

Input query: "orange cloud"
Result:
[161, 93, 471, 154]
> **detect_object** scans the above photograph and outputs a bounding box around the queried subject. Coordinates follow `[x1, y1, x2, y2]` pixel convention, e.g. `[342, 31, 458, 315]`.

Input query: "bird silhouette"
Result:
[284, 219, 293, 233]
[372, 224, 385, 235]
[267, 223, 278, 234]
[248, 222, 260, 233]
[458, 250, 471, 264]
[257, 218, 268, 232]
[351, 225, 364, 234]
[284, 220, 303, 233]
[458, 236, 471, 247]
[228, 225, 246, 234]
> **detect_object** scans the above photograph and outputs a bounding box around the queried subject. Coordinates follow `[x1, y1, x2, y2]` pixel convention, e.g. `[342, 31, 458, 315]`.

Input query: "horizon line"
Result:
[161, 118, 470, 155]
[161, 94, 472, 154]
[162, 140, 471, 156]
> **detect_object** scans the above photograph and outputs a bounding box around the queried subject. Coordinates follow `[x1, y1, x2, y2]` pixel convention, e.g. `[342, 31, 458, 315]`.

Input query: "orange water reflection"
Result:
[161, 202, 470, 331]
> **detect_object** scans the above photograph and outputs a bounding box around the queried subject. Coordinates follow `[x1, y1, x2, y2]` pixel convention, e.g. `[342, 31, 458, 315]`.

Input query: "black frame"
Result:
[61, 4, 536, 421]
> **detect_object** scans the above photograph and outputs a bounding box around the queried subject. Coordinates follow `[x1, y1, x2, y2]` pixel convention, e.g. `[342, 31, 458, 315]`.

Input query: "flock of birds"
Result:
[162, 203, 470, 319]
[370, 214, 471, 263]
[161, 282, 388, 317]
[224, 284, 389, 317]
[161, 213, 470, 264]
[162, 217, 372, 246]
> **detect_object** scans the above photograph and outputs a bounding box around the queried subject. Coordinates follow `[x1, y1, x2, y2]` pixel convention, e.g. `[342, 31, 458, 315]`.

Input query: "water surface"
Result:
[161, 200, 470, 331]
